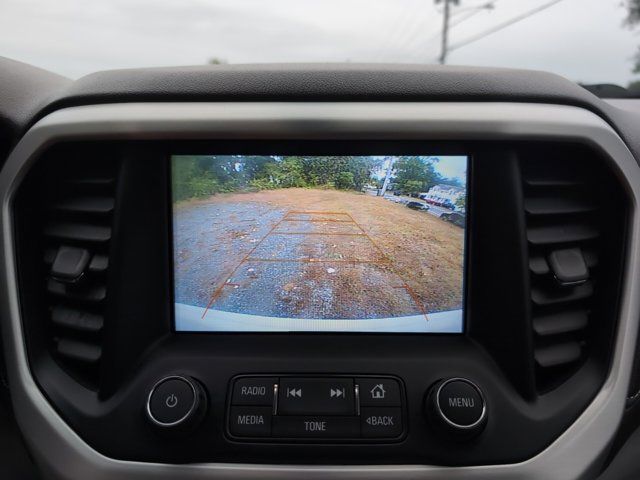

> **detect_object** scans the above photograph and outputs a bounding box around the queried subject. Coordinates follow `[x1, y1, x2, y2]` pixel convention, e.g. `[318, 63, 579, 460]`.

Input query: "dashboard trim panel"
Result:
[0, 102, 639, 479]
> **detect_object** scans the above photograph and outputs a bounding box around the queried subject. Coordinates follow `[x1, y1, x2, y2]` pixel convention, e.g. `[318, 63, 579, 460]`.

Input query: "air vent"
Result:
[42, 170, 117, 388]
[521, 158, 607, 392]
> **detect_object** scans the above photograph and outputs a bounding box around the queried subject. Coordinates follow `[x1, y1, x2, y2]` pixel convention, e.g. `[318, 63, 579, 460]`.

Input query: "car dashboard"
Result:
[1, 60, 640, 480]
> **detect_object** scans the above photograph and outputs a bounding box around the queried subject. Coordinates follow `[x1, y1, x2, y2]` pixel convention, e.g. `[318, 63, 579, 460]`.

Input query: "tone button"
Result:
[273, 416, 359, 438]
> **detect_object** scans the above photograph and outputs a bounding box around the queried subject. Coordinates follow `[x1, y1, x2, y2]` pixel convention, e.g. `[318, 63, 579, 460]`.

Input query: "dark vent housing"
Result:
[521, 154, 624, 393]
[41, 168, 117, 388]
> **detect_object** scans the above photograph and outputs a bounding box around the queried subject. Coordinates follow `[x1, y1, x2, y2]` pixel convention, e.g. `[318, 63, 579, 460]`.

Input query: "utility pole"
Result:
[379, 157, 395, 197]
[437, 0, 456, 65]
[436, 1, 495, 64]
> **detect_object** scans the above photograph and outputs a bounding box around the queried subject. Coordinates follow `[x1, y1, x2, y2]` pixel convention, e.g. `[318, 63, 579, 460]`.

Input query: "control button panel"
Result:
[227, 375, 405, 442]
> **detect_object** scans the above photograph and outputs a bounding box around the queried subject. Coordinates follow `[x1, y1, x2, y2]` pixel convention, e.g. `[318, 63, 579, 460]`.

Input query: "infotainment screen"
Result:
[171, 155, 468, 333]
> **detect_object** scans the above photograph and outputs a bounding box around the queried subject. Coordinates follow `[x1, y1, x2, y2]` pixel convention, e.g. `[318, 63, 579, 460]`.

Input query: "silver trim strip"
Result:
[0, 102, 639, 480]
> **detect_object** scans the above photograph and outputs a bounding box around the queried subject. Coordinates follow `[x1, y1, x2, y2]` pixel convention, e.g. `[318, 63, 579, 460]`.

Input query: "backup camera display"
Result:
[172, 155, 467, 333]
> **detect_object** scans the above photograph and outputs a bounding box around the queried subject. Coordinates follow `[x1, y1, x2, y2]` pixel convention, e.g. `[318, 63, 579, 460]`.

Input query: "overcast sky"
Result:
[0, 0, 638, 85]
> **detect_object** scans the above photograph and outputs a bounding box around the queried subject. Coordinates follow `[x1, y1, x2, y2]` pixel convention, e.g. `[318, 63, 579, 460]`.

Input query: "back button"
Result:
[361, 407, 403, 438]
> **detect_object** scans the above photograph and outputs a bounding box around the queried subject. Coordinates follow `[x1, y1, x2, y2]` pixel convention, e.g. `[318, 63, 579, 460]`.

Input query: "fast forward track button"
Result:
[278, 378, 354, 415]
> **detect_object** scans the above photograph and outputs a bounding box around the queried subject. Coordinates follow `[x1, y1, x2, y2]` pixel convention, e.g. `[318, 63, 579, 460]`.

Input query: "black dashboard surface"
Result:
[2, 57, 640, 165]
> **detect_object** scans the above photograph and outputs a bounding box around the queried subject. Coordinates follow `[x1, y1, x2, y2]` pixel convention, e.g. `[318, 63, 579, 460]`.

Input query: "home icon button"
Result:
[357, 378, 402, 406]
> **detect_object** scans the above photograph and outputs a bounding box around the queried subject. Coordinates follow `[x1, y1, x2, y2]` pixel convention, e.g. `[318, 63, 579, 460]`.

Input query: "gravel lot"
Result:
[173, 188, 464, 320]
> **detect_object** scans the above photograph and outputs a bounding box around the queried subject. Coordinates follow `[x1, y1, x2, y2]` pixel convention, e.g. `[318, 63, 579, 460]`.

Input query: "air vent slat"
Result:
[88, 254, 109, 273]
[65, 177, 115, 187]
[524, 178, 582, 188]
[533, 310, 588, 336]
[45, 223, 111, 242]
[51, 306, 103, 333]
[534, 342, 582, 368]
[529, 256, 550, 275]
[53, 197, 114, 214]
[527, 224, 599, 245]
[531, 281, 593, 306]
[524, 197, 595, 215]
[47, 279, 107, 302]
[56, 338, 102, 364]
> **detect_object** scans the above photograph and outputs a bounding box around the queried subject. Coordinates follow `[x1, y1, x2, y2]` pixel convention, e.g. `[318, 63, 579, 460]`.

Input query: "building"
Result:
[423, 184, 466, 209]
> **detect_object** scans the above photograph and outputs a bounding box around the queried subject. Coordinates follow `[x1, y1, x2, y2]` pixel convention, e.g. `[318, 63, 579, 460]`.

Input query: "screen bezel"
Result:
[167, 140, 473, 335]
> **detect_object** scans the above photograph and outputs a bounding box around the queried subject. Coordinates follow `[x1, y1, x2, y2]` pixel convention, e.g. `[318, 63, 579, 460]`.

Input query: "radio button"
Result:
[356, 378, 402, 407]
[273, 416, 359, 438]
[232, 377, 276, 405]
[360, 407, 403, 438]
[278, 378, 355, 415]
[229, 407, 272, 437]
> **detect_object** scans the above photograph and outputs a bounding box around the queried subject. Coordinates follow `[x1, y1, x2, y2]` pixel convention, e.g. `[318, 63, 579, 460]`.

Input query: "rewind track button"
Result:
[278, 378, 354, 415]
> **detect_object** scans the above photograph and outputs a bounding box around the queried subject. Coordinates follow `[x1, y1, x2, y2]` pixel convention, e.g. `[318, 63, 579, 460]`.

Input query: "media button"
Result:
[273, 416, 359, 438]
[229, 407, 272, 437]
[232, 377, 276, 406]
[278, 378, 355, 415]
[360, 407, 403, 438]
[356, 378, 402, 407]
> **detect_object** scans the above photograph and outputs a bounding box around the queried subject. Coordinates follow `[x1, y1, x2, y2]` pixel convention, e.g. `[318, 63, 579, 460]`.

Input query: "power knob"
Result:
[146, 375, 207, 431]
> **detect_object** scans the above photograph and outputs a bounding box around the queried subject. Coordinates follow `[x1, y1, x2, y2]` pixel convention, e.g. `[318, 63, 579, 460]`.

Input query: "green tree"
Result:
[334, 171, 355, 189]
[393, 156, 440, 193]
[625, 1, 640, 72]
[404, 180, 423, 194]
[172, 156, 223, 201]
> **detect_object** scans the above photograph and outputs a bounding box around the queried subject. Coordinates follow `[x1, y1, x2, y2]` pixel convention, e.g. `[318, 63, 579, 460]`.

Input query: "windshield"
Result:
[1, 0, 639, 93]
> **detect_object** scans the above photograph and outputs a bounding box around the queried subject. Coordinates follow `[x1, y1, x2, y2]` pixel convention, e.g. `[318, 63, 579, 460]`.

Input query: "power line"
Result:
[421, 0, 496, 62]
[448, 0, 567, 53]
[435, 0, 497, 64]
[449, 1, 497, 29]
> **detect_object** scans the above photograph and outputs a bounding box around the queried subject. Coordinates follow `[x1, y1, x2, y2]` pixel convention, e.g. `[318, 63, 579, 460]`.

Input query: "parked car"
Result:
[441, 211, 465, 227]
[406, 201, 429, 211]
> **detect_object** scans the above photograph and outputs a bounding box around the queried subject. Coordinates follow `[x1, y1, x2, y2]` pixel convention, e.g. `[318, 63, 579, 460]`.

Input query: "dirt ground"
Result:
[173, 188, 464, 319]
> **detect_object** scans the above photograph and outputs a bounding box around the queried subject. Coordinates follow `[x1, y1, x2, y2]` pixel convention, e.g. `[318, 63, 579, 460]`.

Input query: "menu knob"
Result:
[426, 378, 486, 439]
